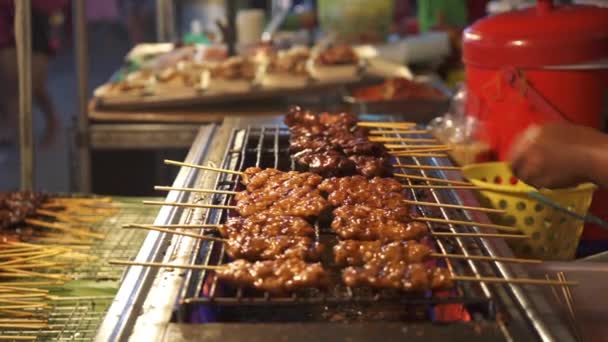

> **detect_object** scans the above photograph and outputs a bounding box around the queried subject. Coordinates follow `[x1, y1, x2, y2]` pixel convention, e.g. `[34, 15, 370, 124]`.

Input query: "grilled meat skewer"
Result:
[331, 205, 427, 241]
[217, 258, 330, 294]
[218, 213, 315, 239]
[333, 240, 432, 266]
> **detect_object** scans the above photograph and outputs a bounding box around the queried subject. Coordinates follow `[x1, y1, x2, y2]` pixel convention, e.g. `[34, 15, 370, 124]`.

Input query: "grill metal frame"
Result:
[97, 116, 575, 342]
[179, 125, 494, 314]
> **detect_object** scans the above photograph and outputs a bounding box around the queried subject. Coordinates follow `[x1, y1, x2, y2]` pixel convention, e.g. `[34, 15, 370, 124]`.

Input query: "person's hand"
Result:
[508, 123, 608, 189]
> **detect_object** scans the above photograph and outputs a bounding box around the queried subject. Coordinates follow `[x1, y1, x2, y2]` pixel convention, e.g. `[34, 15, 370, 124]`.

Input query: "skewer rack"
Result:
[96, 117, 577, 341]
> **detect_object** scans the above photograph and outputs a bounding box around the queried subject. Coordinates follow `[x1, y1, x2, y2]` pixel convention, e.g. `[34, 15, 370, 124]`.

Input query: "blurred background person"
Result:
[0, 0, 68, 148]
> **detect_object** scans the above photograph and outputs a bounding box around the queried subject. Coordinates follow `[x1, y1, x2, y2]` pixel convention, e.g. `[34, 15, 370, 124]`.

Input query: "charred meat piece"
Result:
[348, 155, 392, 178]
[0, 192, 48, 230]
[316, 45, 358, 66]
[318, 176, 406, 209]
[288, 135, 338, 154]
[218, 214, 315, 239]
[340, 138, 387, 156]
[342, 261, 453, 291]
[293, 149, 356, 178]
[225, 234, 324, 261]
[331, 205, 427, 241]
[235, 186, 329, 218]
[217, 258, 330, 294]
[333, 240, 432, 266]
[284, 106, 320, 127]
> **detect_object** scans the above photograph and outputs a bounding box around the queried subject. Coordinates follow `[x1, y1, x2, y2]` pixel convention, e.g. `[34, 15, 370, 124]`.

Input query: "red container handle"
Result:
[501, 67, 569, 123]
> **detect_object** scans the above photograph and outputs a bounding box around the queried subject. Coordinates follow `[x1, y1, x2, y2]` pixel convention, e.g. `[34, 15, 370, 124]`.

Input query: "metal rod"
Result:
[73, 0, 91, 192]
[15, 0, 34, 190]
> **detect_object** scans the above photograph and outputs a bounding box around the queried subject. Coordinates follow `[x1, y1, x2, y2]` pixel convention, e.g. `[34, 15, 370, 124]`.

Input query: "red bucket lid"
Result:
[463, 0, 608, 68]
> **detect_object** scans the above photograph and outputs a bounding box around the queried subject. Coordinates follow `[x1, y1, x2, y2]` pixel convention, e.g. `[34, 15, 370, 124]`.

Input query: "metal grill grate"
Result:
[0, 197, 157, 341]
[166, 124, 525, 322]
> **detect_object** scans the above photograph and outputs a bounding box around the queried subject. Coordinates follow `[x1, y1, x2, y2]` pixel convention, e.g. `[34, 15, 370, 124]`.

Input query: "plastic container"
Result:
[462, 162, 596, 260]
[462, 0, 608, 241]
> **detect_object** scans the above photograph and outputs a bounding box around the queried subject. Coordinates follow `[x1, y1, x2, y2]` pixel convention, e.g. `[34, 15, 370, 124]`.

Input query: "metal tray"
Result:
[343, 75, 452, 123]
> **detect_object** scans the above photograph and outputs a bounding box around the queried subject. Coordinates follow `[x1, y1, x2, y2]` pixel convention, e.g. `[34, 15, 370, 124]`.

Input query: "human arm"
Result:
[508, 123, 608, 189]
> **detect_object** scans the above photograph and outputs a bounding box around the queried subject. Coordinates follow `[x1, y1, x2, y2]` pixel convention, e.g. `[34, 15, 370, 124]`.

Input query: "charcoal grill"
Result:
[96, 117, 575, 342]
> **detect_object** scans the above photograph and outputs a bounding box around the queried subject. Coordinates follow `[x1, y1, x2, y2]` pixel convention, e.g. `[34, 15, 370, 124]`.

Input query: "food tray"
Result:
[343, 76, 452, 123]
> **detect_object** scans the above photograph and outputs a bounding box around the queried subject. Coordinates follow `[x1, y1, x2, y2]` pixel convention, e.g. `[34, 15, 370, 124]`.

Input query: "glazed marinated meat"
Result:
[235, 185, 329, 218]
[288, 135, 338, 154]
[331, 205, 427, 241]
[217, 258, 330, 294]
[348, 155, 391, 178]
[284, 107, 391, 178]
[225, 234, 324, 261]
[342, 262, 453, 291]
[293, 149, 356, 177]
[318, 176, 406, 209]
[284, 106, 320, 127]
[218, 213, 315, 239]
[340, 138, 387, 156]
[240, 167, 323, 193]
[333, 240, 432, 266]
[0, 192, 48, 229]
[316, 45, 358, 65]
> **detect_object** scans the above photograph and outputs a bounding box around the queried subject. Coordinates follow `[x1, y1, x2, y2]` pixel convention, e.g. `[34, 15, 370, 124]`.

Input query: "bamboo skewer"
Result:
[124, 224, 226, 242]
[390, 147, 452, 154]
[431, 253, 540, 264]
[414, 216, 520, 233]
[123, 223, 220, 229]
[393, 164, 461, 171]
[453, 275, 577, 287]
[0, 336, 37, 341]
[432, 232, 527, 240]
[24, 219, 105, 240]
[164, 160, 244, 175]
[369, 129, 429, 135]
[391, 153, 448, 158]
[394, 173, 474, 186]
[143, 201, 237, 210]
[403, 199, 504, 214]
[402, 184, 491, 190]
[370, 137, 437, 143]
[385, 144, 445, 149]
[108, 259, 224, 271]
[357, 122, 416, 129]
[154, 186, 238, 195]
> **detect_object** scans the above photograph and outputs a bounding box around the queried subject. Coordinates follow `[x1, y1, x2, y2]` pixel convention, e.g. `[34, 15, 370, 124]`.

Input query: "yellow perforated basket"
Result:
[462, 162, 596, 260]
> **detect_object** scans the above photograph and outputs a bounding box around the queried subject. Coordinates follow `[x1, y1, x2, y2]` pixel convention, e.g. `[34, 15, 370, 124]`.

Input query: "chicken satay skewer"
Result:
[153, 184, 500, 214]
